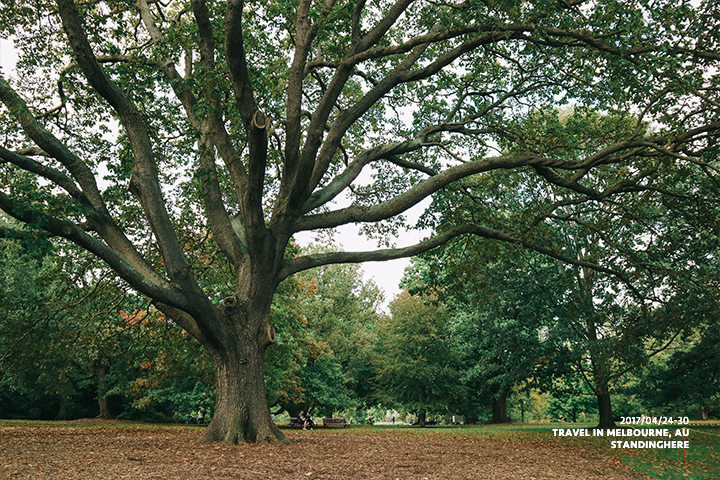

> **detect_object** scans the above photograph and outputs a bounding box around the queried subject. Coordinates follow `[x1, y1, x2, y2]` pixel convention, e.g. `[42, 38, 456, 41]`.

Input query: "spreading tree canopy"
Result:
[1, 0, 718, 443]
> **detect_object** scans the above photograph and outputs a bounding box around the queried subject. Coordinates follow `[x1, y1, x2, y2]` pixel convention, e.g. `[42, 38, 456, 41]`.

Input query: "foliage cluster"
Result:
[2, 217, 717, 428]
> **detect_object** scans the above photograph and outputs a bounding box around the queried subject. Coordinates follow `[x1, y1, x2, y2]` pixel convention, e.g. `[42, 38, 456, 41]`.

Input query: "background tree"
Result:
[634, 307, 720, 420]
[1, 0, 718, 443]
[373, 291, 463, 426]
[545, 376, 598, 423]
[0, 214, 217, 421]
[105, 307, 216, 422]
[418, 101, 720, 427]
[449, 253, 553, 424]
[261, 242, 382, 418]
[0, 228, 81, 419]
[292, 249, 382, 416]
[0, 216, 133, 419]
[403, 241, 557, 423]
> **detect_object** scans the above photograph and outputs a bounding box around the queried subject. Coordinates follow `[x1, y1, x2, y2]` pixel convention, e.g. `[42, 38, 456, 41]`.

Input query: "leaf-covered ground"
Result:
[0, 421, 649, 480]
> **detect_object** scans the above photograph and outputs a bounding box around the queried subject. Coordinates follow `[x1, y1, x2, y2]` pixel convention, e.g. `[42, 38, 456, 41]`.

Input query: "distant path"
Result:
[0, 424, 650, 479]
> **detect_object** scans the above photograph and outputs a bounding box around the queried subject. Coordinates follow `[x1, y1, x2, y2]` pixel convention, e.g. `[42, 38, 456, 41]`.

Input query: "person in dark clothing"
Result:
[299, 410, 315, 430]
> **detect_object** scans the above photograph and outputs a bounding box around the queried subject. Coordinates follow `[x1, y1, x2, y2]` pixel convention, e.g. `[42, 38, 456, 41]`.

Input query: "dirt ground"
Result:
[0, 423, 650, 480]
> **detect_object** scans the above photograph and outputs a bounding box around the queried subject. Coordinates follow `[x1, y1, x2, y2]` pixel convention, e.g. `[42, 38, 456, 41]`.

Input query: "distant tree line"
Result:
[2, 218, 717, 425]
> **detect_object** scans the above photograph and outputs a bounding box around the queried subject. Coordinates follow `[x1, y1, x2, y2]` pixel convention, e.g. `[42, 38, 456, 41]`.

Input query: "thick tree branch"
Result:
[303, 16, 717, 206]
[302, 131, 439, 214]
[349, 22, 500, 64]
[137, 0, 250, 219]
[0, 75, 166, 284]
[0, 77, 104, 210]
[296, 153, 541, 231]
[0, 190, 187, 310]
[306, 28, 538, 199]
[184, 0, 247, 266]
[567, 123, 720, 171]
[351, 0, 366, 43]
[197, 137, 247, 267]
[355, 0, 416, 51]
[305, 25, 444, 199]
[153, 302, 210, 349]
[385, 154, 439, 177]
[302, 120, 492, 215]
[0, 147, 87, 203]
[273, 0, 419, 221]
[283, 0, 317, 188]
[302, 71, 540, 214]
[279, 223, 632, 285]
[400, 31, 526, 84]
[0, 225, 51, 240]
[57, 0, 197, 290]
[225, 0, 268, 234]
[224, 0, 259, 123]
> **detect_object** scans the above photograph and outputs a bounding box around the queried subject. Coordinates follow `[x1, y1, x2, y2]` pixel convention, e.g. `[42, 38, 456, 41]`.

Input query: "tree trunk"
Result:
[93, 357, 112, 419]
[584, 306, 616, 430]
[199, 304, 288, 444]
[97, 395, 111, 419]
[592, 360, 616, 428]
[490, 392, 509, 424]
[596, 390, 616, 429]
[416, 408, 427, 427]
[56, 396, 69, 420]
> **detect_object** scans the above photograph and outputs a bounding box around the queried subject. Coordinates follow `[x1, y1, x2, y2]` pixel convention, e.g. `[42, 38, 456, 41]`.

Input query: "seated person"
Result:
[299, 410, 315, 430]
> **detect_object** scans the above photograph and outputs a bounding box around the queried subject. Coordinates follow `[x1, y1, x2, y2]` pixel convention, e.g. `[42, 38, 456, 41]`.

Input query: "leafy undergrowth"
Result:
[0, 419, 651, 480]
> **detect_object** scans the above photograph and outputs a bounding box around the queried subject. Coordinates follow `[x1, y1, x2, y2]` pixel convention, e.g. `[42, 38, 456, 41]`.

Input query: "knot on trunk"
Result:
[222, 295, 238, 308]
[252, 110, 268, 129]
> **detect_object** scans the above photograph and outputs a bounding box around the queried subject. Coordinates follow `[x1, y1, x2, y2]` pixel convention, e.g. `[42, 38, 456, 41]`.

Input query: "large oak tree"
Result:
[1, 0, 718, 442]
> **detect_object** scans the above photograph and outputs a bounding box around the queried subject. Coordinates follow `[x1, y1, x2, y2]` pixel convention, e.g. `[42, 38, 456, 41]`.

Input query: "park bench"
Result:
[322, 417, 349, 428]
[289, 416, 317, 428]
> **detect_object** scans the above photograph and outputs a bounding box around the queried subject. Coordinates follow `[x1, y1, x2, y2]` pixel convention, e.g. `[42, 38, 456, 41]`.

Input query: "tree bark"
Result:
[93, 356, 113, 419]
[585, 309, 616, 430]
[198, 303, 288, 444]
[595, 388, 616, 429]
[56, 396, 69, 420]
[416, 408, 427, 427]
[490, 392, 509, 424]
[97, 396, 111, 419]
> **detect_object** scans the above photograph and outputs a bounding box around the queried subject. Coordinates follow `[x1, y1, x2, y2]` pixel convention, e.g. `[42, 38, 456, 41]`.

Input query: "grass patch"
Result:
[615, 425, 720, 480]
[539, 423, 720, 480]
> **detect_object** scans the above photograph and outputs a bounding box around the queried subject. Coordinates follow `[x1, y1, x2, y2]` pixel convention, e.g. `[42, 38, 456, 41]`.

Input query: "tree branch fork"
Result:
[0, 0, 717, 327]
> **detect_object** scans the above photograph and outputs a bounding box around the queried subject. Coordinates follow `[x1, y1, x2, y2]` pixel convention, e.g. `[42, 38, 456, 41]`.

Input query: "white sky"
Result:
[295, 201, 431, 310]
[0, 39, 17, 72]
